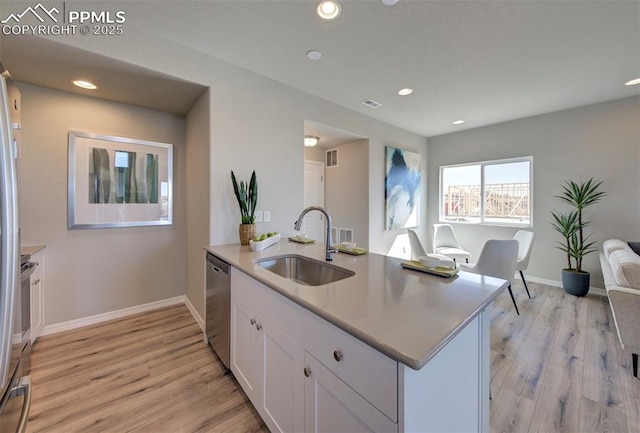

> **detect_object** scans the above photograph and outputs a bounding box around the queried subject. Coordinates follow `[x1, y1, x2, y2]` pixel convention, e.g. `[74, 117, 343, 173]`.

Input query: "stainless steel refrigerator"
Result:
[0, 64, 31, 433]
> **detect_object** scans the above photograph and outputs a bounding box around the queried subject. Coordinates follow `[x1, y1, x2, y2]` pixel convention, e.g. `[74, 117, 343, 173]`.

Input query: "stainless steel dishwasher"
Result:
[205, 252, 230, 369]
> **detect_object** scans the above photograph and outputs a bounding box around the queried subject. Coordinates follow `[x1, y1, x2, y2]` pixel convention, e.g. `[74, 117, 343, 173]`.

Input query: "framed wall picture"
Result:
[385, 146, 421, 230]
[68, 131, 173, 229]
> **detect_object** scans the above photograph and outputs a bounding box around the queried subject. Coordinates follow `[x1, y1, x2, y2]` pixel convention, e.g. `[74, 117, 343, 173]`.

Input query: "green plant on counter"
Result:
[231, 170, 258, 224]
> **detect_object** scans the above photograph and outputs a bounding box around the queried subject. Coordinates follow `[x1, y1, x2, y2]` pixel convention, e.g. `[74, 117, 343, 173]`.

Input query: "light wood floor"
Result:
[26, 281, 640, 433]
[26, 306, 267, 433]
[489, 281, 640, 433]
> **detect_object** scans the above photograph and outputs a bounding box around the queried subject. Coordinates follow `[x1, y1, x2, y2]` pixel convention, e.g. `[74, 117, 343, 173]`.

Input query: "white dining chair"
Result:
[433, 224, 471, 263]
[460, 239, 520, 315]
[407, 229, 427, 261]
[513, 230, 535, 299]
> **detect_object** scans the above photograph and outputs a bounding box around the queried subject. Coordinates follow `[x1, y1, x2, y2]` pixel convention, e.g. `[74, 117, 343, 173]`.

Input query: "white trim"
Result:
[184, 294, 204, 333]
[523, 274, 606, 297]
[41, 296, 185, 336]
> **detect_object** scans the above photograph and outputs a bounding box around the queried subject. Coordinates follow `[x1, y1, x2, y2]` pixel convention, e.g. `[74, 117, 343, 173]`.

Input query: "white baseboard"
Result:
[41, 296, 185, 336]
[524, 275, 606, 297]
[184, 295, 205, 333]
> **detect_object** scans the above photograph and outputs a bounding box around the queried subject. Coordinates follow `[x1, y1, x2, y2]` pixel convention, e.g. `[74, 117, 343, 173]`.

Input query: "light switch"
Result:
[264, 211, 271, 222]
[255, 210, 263, 223]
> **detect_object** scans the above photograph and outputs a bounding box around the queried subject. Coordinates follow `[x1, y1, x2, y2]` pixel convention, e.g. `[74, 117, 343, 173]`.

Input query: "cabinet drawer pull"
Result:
[250, 318, 256, 325]
[333, 350, 343, 362]
[303, 367, 312, 378]
[256, 323, 262, 331]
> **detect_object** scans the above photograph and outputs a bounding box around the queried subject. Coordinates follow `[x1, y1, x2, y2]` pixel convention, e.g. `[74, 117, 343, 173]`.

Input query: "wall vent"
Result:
[362, 99, 382, 109]
[326, 148, 338, 168]
[339, 228, 354, 244]
[331, 226, 354, 244]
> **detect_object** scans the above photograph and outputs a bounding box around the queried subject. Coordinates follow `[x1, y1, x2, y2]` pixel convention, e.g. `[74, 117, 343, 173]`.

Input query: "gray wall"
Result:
[185, 90, 210, 319]
[427, 96, 640, 289]
[325, 140, 369, 249]
[19, 84, 187, 325]
[304, 146, 325, 162]
[28, 34, 427, 322]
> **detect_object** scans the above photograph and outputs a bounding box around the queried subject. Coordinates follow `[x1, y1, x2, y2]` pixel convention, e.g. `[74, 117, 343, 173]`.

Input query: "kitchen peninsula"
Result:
[205, 240, 507, 433]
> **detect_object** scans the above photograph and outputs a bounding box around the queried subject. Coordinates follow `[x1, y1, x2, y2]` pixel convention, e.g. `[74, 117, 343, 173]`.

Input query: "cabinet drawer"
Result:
[305, 313, 398, 422]
[232, 268, 305, 345]
[304, 353, 398, 433]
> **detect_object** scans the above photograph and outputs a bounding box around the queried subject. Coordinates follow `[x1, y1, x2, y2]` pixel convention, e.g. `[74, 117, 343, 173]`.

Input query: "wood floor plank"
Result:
[579, 396, 628, 433]
[527, 292, 587, 432]
[489, 387, 535, 433]
[611, 321, 640, 433]
[582, 300, 625, 409]
[490, 283, 549, 358]
[500, 322, 556, 400]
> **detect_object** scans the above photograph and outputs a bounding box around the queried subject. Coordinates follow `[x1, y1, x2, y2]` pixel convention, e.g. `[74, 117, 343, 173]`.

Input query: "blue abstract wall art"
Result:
[385, 146, 421, 230]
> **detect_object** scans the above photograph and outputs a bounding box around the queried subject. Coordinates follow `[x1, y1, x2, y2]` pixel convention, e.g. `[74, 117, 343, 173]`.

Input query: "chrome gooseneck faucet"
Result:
[294, 206, 336, 261]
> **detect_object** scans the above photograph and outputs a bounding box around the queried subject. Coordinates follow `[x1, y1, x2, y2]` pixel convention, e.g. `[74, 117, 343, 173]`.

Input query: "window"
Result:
[440, 157, 532, 226]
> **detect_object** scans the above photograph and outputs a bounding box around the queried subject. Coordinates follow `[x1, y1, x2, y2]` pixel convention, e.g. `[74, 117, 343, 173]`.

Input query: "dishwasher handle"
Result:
[206, 253, 229, 275]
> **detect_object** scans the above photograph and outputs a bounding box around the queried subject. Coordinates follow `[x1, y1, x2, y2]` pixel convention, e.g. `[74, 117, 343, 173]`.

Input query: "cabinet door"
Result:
[230, 299, 259, 401]
[304, 353, 397, 433]
[258, 319, 305, 433]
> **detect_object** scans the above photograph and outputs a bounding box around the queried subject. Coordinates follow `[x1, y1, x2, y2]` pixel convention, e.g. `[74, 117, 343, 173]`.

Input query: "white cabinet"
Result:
[230, 269, 305, 433]
[305, 312, 397, 422]
[229, 266, 489, 433]
[304, 353, 398, 433]
[29, 249, 44, 342]
[231, 297, 259, 400]
[259, 317, 305, 433]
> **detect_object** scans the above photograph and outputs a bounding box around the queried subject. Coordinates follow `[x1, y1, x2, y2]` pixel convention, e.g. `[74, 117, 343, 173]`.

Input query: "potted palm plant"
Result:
[550, 178, 605, 296]
[231, 170, 258, 245]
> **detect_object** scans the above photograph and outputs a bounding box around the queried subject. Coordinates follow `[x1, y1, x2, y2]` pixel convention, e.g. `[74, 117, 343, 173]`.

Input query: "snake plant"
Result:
[231, 170, 258, 224]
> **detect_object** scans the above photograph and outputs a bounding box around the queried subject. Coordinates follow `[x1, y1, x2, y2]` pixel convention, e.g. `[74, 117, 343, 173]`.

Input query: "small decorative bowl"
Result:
[341, 242, 356, 251]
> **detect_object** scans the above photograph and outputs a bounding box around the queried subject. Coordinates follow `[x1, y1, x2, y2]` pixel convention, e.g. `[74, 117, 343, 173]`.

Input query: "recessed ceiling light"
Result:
[453, 120, 465, 125]
[382, 0, 399, 5]
[72, 80, 97, 90]
[317, 1, 341, 19]
[306, 50, 322, 61]
[625, 77, 640, 86]
[398, 88, 413, 96]
[304, 135, 319, 147]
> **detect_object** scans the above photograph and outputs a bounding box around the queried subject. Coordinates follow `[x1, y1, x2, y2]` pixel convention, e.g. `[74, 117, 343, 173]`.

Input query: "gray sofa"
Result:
[599, 239, 640, 378]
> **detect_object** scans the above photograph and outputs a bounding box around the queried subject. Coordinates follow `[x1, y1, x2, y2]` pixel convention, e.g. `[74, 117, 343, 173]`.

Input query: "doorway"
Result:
[303, 160, 325, 242]
[303, 120, 370, 249]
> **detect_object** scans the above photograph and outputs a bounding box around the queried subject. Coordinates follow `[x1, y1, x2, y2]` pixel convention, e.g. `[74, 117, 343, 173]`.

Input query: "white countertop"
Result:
[205, 240, 507, 370]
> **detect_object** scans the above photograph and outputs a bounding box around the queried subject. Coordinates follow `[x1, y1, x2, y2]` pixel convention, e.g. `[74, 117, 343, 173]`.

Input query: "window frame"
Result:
[438, 156, 533, 228]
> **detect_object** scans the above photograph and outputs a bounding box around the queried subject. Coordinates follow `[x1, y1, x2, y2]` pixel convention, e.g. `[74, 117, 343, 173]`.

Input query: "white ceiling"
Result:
[1, 35, 207, 116]
[1, 1, 639, 138]
[125, 0, 640, 137]
[304, 120, 366, 149]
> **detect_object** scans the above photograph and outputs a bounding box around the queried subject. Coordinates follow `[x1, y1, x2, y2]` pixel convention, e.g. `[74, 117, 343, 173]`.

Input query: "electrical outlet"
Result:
[255, 210, 263, 223]
[263, 211, 271, 222]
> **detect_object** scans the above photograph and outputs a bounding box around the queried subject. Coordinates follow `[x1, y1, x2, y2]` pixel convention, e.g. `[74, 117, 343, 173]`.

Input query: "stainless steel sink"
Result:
[255, 254, 354, 286]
